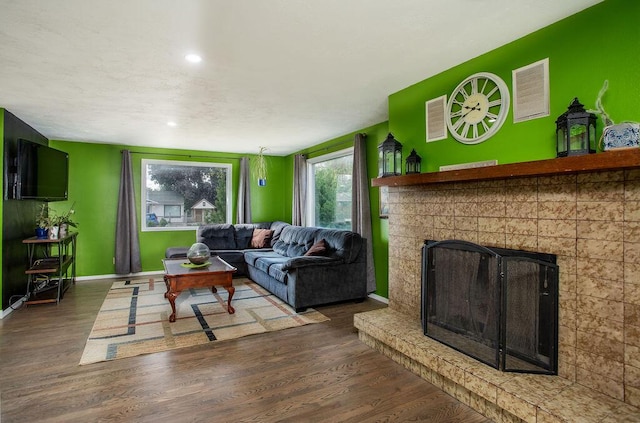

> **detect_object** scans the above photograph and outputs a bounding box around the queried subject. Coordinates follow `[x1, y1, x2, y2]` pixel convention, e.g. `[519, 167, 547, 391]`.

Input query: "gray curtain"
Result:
[236, 157, 252, 224]
[352, 133, 376, 293]
[292, 154, 307, 226]
[115, 150, 142, 274]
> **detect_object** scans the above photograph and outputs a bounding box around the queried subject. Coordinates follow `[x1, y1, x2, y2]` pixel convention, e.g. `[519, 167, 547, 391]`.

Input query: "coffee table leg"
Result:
[227, 285, 235, 314]
[165, 291, 179, 322]
[164, 276, 179, 323]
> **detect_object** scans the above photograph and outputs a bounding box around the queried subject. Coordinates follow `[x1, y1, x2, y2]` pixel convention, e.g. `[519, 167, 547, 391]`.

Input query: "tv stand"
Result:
[23, 232, 78, 304]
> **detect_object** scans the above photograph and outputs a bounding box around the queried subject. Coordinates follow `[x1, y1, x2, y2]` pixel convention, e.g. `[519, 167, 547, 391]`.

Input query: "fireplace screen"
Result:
[421, 240, 558, 374]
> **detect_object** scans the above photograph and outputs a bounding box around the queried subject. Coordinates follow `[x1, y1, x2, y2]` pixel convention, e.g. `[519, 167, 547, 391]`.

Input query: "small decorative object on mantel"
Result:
[555, 97, 597, 157]
[602, 123, 640, 150]
[378, 133, 403, 177]
[405, 149, 422, 174]
[588, 80, 640, 151]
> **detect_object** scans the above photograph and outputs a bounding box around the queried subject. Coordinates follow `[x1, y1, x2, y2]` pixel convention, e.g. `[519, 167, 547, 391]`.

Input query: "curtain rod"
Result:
[123, 150, 241, 161]
[303, 135, 364, 156]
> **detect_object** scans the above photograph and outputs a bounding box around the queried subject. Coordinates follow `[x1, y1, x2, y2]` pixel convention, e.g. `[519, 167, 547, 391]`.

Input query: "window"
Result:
[142, 159, 232, 231]
[164, 205, 181, 218]
[306, 148, 353, 229]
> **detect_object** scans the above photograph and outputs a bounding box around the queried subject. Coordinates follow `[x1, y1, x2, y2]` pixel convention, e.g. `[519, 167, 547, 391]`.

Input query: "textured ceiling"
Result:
[0, 0, 602, 156]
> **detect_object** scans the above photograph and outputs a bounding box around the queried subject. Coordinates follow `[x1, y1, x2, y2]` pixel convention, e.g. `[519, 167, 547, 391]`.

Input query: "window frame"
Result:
[141, 158, 232, 232]
[305, 147, 354, 229]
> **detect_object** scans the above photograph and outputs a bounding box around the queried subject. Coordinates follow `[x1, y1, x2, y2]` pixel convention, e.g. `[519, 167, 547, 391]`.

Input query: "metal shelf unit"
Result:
[23, 232, 78, 304]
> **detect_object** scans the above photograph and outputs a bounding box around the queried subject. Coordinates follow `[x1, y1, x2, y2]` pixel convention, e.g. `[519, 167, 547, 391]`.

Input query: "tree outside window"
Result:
[142, 159, 231, 231]
[307, 149, 353, 229]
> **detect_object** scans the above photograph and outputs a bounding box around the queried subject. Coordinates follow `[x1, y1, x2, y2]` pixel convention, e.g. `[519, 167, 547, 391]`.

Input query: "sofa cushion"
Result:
[244, 250, 283, 267]
[269, 221, 291, 247]
[304, 239, 327, 256]
[251, 229, 274, 248]
[252, 256, 290, 284]
[214, 250, 245, 266]
[197, 224, 236, 250]
[233, 224, 258, 249]
[281, 255, 342, 270]
[165, 246, 190, 259]
[273, 226, 320, 257]
[316, 229, 363, 263]
[266, 263, 288, 284]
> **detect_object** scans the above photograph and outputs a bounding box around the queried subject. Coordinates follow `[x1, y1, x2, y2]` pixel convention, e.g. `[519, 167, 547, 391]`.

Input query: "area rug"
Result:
[79, 277, 329, 365]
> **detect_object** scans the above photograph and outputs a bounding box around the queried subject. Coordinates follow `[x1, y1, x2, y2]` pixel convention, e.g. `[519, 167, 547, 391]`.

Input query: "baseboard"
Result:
[367, 293, 388, 304]
[1, 296, 27, 319]
[76, 270, 163, 282]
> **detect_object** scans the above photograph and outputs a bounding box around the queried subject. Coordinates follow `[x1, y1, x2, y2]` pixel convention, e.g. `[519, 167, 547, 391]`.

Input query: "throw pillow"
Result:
[304, 239, 327, 256]
[251, 229, 273, 248]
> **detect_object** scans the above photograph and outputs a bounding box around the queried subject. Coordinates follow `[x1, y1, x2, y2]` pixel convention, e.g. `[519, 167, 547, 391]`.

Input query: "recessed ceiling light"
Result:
[167, 121, 177, 127]
[185, 53, 202, 63]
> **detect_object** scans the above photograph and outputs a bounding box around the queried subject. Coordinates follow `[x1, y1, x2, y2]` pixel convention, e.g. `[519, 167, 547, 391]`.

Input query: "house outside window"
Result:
[306, 148, 353, 229]
[164, 204, 181, 218]
[142, 159, 231, 231]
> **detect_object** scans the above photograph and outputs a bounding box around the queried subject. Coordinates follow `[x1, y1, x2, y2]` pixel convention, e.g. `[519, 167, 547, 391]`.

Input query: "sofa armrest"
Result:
[165, 246, 190, 259]
[281, 256, 342, 271]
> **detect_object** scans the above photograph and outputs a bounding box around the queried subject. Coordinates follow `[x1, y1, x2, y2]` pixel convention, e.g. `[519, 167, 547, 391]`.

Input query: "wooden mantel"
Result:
[371, 148, 640, 187]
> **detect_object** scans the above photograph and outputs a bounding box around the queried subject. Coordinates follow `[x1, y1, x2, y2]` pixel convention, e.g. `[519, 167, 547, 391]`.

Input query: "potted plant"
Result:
[56, 202, 78, 238]
[253, 146, 268, 186]
[35, 204, 49, 239]
[588, 80, 640, 150]
[35, 202, 78, 240]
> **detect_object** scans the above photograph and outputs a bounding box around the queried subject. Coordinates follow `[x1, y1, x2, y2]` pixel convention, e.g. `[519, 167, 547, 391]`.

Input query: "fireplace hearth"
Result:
[421, 239, 558, 374]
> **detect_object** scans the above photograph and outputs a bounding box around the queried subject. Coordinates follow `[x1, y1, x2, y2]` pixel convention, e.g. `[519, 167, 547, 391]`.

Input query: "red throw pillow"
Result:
[251, 229, 274, 248]
[305, 239, 327, 256]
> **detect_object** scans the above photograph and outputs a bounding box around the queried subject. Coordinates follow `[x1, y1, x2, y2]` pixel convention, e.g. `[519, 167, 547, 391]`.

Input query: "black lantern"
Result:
[378, 133, 402, 177]
[555, 98, 597, 157]
[405, 149, 422, 174]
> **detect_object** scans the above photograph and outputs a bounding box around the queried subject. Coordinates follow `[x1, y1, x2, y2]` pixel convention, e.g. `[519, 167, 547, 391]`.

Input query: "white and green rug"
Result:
[80, 277, 329, 365]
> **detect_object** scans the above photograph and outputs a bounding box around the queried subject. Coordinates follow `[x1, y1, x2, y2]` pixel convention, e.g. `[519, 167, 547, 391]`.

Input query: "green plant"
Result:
[56, 202, 78, 228]
[252, 147, 268, 181]
[36, 202, 78, 228]
[36, 204, 49, 229]
[587, 80, 614, 127]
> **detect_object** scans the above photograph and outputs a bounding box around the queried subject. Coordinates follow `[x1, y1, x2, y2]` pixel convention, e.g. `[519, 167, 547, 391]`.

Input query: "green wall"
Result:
[287, 121, 391, 298]
[389, 0, 640, 171]
[48, 141, 286, 277]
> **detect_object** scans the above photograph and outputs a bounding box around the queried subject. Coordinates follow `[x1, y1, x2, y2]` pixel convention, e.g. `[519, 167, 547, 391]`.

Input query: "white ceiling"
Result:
[0, 0, 602, 156]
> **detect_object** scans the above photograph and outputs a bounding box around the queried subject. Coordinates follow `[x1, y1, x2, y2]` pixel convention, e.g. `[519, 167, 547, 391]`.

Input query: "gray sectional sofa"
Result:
[165, 221, 367, 311]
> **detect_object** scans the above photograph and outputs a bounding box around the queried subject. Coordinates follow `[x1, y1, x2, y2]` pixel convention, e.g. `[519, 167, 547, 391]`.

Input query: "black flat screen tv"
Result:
[16, 139, 69, 201]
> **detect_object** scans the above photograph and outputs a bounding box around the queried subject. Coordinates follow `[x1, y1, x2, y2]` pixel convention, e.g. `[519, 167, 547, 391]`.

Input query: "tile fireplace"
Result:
[356, 153, 640, 422]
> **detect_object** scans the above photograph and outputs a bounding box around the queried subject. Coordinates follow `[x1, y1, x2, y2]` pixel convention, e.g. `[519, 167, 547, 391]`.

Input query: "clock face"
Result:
[446, 72, 510, 144]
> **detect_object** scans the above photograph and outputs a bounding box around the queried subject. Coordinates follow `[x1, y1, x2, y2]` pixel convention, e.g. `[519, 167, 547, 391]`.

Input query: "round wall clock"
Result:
[446, 72, 510, 144]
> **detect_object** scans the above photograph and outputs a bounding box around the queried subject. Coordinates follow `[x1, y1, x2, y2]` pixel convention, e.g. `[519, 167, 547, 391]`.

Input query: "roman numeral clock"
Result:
[446, 72, 510, 144]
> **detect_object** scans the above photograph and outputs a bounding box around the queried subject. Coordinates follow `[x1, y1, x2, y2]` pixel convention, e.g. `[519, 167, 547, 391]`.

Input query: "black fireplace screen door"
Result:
[421, 240, 558, 374]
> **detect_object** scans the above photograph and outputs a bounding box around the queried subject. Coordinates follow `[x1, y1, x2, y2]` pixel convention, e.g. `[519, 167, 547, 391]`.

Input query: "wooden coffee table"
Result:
[162, 256, 237, 322]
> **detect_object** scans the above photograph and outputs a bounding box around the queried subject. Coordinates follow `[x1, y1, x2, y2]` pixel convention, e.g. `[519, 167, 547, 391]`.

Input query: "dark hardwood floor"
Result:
[0, 278, 490, 423]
